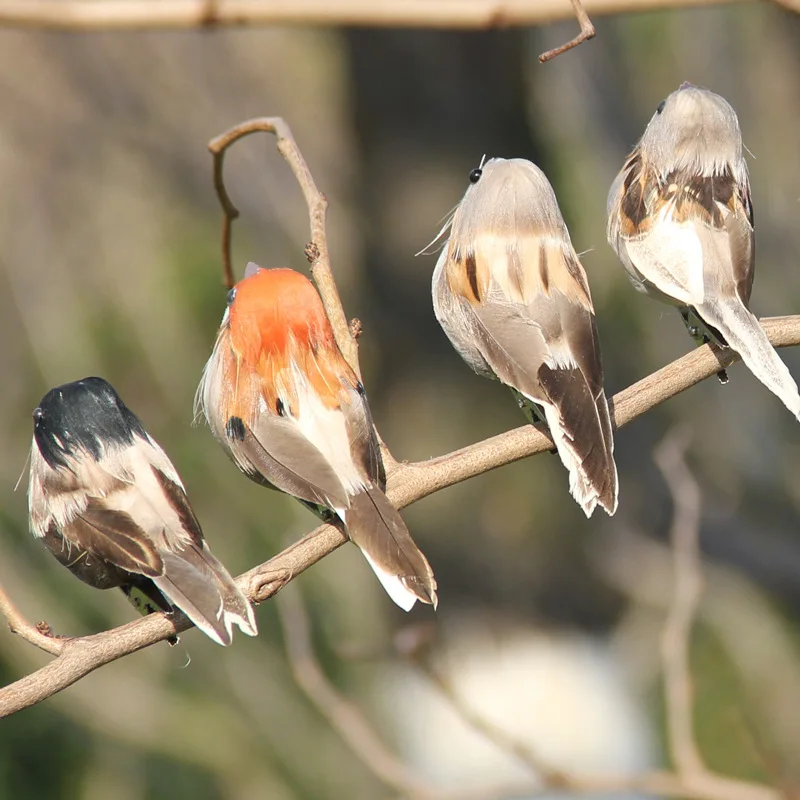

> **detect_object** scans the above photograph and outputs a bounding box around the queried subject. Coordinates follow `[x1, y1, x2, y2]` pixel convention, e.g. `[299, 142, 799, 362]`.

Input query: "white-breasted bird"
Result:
[607, 82, 800, 418]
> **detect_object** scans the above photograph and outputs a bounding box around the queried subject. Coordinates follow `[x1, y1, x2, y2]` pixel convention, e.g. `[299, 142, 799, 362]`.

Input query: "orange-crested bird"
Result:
[432, 158, 618, 517]
[197, 263, 437, 611]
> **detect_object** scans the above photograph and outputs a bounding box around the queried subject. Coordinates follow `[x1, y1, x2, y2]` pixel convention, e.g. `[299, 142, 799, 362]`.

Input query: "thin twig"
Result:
[654, 428, 706, 775]
[276, 583, 777, 800]
[208, 117, 360, 377]
[538, 0, 595, 61]
[0, 579, 65, 656]
[3, 317, 800, 718]
[276, 586, 439, 799]
[0, 0, 747, 31]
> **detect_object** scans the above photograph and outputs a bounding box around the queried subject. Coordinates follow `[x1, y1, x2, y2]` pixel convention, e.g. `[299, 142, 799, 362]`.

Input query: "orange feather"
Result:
[227, 268, 357, 413]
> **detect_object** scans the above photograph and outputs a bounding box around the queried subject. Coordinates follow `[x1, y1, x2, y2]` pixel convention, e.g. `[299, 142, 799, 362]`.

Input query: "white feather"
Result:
[624, 206, 705, 307]
[287, 362, 364, 496]
[360, 551, 419, 612]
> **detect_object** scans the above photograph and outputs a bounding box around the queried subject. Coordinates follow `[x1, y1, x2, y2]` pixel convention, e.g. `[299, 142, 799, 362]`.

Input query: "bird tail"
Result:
[539, 365, 618, 518]
[698, 299, 800, 419]
[153, 544, 258, 646]
[344, 486, 438, 612]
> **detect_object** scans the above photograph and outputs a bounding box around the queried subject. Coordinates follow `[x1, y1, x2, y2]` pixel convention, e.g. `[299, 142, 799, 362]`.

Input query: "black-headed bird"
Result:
[28, 377, 257, 645]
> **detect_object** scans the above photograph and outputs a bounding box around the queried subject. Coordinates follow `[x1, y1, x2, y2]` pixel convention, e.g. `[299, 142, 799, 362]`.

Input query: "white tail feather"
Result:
[360, 552, 419, 612]
[698, 300, 800, 419]
[542, 405, 598, 519]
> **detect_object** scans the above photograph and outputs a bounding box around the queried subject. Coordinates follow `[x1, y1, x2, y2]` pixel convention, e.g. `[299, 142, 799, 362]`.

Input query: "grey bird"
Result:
[432, 158, 618, 517]
[28, 377, 257, 645]
[607, 82, 800, 418]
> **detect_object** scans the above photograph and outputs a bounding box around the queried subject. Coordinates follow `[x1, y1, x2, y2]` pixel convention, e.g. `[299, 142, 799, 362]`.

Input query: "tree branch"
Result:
[275, 567, 777, 800]
[655, 428, 706, 775]
[208, 117, 360, 377]
[538, 0, 595, 62]
[0, 0, 750, 32]
[0, 580, 64, 656]
[3, 316, 800, 718]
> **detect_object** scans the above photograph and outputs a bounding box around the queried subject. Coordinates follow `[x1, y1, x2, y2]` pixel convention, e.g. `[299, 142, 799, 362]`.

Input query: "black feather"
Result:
[33, 377, 148, 470]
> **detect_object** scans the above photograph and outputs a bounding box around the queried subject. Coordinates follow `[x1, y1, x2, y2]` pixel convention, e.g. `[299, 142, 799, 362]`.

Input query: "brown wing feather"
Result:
[150, 466, 204, 548]
[227, 414, 350, 511]
[471, 293, 617, 513]
[342, 385, 384, 489]
[726, 186, 755, 307]
[68, 499, 163, 577]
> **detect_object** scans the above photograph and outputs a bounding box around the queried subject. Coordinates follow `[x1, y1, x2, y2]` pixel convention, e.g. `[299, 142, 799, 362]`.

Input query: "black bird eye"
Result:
[656, 100, 666, 115]
[226, 288, 237, 306]
[33, 407, 44, 423]
[469, 168, 483, 184]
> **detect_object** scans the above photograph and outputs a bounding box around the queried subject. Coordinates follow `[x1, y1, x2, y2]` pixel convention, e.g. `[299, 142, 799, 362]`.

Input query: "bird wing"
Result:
[611, 153, 754, 311]
[476, 291, 617, 515]
[69, 499, 164, 577]
[340, 384, 384, 489]
[435, 228, 617, 515]
[226, 411, 351, 512]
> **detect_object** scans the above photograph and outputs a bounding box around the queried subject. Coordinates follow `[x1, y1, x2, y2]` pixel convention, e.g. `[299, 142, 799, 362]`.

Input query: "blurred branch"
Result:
[277, 579, 776, 800]
[208, 117, 360, 379]
[597, 528, 800, 791]
[3, 317, 800, 718]
[276, 586, 441, 799]
[538, 0, 595, 62]
[411, 656, 777, 799]
[655, 430, 706, 774]
[0, 0, 749, 31]
[406, 647, 568, 787]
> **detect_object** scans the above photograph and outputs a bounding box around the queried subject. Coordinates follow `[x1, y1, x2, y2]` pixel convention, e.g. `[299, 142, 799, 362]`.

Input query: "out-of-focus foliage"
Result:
[1, 6, 800, 797]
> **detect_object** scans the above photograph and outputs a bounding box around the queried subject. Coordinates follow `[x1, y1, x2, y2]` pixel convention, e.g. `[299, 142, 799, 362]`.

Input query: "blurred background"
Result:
[1, 3, 800, 797]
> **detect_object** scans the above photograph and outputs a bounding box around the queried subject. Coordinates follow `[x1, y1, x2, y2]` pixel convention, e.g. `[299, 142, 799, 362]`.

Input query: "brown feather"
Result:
[151, 466, 204, 548]
[70, 499, 163, 577]
[345, 486, 437, 608]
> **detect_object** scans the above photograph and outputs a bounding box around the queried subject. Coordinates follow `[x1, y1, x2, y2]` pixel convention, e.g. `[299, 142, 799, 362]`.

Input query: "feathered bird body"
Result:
[432, 158, 618, 517]
[198, 265, 437, 611]
[608, 83, 800, 419]
[28, 377, 257, 646]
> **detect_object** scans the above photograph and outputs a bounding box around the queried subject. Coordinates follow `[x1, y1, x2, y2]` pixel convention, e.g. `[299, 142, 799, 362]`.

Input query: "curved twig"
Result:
[208, 118, 360, 377]
[538, 0, 595, 61]
[0, 581, 65, 656]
